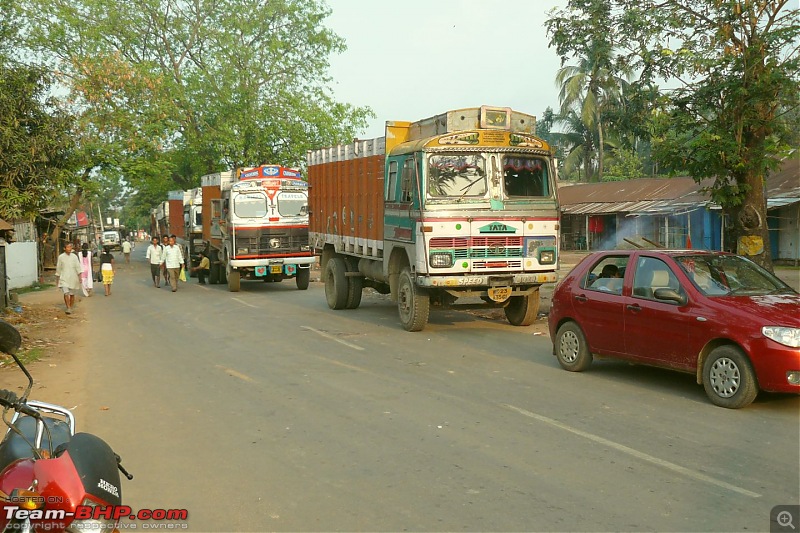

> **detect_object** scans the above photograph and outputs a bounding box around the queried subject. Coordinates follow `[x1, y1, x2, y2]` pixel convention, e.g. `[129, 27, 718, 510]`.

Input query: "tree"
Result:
[13, 0, 372, 226]
[0, 62, 77, 221]
[548, 0, 631, 181]
[551, 0, 799, 269]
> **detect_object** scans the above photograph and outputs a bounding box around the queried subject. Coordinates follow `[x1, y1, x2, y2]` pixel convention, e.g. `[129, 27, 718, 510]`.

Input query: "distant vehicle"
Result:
[101, 230, 121, 251]
[548, 249, 800, 408]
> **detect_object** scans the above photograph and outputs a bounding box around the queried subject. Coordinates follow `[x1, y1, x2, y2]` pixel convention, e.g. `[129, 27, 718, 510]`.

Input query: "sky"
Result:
[324, 0, 568, 139]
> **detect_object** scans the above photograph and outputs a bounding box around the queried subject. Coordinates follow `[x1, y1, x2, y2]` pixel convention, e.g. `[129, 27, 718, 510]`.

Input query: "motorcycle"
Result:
[0, 319, 132, 532]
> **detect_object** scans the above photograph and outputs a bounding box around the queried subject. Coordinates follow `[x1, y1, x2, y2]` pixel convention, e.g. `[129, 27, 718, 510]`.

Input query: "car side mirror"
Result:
[653, 288, 687, 305]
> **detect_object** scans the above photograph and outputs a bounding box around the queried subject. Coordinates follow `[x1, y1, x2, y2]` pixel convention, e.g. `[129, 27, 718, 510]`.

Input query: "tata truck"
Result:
[200, 165, 313, 292]
[307, 105, 560, 331]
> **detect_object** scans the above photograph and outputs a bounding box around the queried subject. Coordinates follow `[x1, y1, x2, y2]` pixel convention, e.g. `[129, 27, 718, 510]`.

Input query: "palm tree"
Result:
[553, 109, 595, 181]
[556, 54, 629, 181]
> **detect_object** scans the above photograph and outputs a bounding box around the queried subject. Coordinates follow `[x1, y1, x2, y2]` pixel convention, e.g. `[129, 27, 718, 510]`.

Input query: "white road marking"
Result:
[503, 403, 761, 498]
[231, 297, 258, 308]
[301, 326, 365, 351]
[215, 365, 255, 383]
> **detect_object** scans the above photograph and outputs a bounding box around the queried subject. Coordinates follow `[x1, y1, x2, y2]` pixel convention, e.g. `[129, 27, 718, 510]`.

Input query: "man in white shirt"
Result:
[145, 236, 164, 287]
[55, 242, 83, 314]
[121, 239, 132, 265]
[160, 235, 185, 292]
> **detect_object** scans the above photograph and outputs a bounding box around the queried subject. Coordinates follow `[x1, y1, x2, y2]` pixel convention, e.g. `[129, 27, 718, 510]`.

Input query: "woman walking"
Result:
[99, 246, 115, 296]
[79, 243, 94, 297]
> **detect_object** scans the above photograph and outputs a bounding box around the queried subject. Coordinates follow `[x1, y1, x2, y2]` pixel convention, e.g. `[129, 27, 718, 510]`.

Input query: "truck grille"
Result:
[429, 236, 524, 259]
[234, 228, 309, 256]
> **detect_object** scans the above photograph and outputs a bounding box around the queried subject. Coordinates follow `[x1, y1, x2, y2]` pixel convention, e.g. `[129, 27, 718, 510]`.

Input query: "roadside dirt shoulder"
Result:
[0, 286, 89, 411]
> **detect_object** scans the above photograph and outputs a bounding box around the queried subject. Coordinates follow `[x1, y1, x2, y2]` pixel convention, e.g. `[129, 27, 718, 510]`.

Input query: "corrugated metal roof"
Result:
[557, 157, 799, 215]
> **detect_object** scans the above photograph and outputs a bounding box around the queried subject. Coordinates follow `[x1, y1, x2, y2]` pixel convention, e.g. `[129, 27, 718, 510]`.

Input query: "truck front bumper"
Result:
[230, 256, 316, 269]
[418, 271, 557, 288]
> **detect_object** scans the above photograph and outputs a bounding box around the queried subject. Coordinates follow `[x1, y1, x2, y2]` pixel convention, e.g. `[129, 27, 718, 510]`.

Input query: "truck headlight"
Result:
[429, 252, 454, 268]
[539, 248, 556, 264]
[237, 247, 249, 254]
[762, 326, 800, 348]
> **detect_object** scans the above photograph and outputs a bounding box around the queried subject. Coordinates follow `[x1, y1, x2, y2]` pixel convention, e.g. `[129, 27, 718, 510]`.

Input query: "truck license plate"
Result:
[270, 265, 282, 274]
[488, 287, 512, 302]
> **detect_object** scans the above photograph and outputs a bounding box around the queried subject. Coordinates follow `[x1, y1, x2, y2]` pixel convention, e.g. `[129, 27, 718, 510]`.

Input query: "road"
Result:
[8, 247, 800, 532]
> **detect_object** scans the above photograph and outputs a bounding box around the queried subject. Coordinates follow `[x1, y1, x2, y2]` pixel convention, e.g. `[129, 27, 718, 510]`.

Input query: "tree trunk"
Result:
[729, 170, 773, 272]
[49, 186, 84, 251]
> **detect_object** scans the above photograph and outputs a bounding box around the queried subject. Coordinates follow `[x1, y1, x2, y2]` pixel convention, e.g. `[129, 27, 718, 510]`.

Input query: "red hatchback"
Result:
[548, 250, 800, 408]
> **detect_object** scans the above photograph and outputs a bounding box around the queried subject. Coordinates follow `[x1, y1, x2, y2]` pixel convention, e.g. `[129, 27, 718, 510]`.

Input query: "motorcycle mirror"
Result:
[0, 319, 34, 402]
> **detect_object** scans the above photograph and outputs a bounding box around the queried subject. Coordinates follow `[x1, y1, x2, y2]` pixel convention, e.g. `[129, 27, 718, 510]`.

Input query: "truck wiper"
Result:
[456, 176, 485, 202]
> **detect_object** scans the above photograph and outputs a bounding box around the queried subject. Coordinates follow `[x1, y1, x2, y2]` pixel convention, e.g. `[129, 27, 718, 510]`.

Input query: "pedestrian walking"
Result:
[161, 235, 171, 287]
[190, 251, 210, 284]
[55, 242, 83, 315]
[79, 242, 94, 297]
[160, 235, 184, 292]
[121, 238, 132, 265]
[99, 246, 115, 296]
[145, 236, 164, 287]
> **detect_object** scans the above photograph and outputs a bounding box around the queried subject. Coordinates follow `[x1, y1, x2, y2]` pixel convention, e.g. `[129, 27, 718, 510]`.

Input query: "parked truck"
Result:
[307, 105, 560, 331]
[200, 165, 313, 291]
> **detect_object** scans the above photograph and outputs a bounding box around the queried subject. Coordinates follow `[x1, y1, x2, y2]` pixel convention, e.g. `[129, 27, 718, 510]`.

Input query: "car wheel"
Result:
[702, 346, 758, 409]
[555, 322, 592, 372]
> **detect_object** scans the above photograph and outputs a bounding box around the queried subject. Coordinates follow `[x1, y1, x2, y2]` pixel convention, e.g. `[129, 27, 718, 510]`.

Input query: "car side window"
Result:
[632, 256, 683, 302]
[583, 256, 628, 295]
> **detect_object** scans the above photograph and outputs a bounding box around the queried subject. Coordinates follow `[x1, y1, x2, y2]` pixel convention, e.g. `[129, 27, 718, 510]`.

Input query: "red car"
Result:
[548, 250, 800, 408]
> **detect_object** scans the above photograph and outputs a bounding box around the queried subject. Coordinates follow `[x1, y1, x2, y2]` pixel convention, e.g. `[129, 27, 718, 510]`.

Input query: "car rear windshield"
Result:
[675, 254, 795, 296]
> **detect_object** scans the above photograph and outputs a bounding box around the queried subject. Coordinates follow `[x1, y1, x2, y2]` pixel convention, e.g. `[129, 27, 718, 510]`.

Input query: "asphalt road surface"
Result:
[9, 247, 800, 532]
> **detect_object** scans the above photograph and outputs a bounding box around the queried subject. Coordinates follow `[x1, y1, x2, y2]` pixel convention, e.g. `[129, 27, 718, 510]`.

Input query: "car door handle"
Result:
[574, 295, 588, 302]
[626, 304, 642, 311]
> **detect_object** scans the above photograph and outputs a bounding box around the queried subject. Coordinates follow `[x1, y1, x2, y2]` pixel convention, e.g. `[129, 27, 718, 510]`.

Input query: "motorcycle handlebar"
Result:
[0, 388, 40, 418]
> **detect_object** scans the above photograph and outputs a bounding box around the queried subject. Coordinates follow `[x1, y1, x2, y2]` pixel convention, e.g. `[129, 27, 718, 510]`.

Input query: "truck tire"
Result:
[227, 270, 241, 292]
[344, 257, 362, 309]
[325, 257, 348, 310]
[296, 267, 310, 290]
[209, 261, 219, 285]
[504, 291, 540, 326]
[397, 268, 429, 332]
[184, 247, 194, 278]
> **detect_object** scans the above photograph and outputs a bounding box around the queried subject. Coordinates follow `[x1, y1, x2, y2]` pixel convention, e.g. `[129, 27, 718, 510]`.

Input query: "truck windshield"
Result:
[277, 192, 308, 217]
[233, 193, 267, 218]
[427, 154, 487, 198]
[503, 156, 550, 197]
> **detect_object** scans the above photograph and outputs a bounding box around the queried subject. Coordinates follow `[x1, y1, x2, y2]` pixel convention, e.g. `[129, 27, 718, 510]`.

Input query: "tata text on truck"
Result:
[307, 105, 559, 331]
[200, 165, 313, 292]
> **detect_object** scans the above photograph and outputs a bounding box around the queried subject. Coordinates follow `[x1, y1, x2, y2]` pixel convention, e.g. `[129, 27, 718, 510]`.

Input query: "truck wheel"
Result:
[504, 291, 540, 326]
[227, 270, 241, 292]
[218, 260, 227, 284]
[184, 247, 194, 278]
[209, 261, 219, 284]
[397, 268, 429, 332]
[325, 257, 348, 309]
[296, 267, 310, 290]
[344, 258, 362, 309]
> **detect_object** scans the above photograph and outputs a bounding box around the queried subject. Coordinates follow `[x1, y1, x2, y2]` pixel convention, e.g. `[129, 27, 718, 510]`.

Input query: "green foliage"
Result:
[604, 148, 644, 181]
[14, 0, 372, 226]
[0, 63, 77, 220]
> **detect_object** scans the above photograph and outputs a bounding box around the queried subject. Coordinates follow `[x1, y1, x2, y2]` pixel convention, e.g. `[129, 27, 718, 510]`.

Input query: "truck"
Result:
[101, 229, 121, 251]
[200, 164, 314, 292]
[307, 105, 560, 332]
[181, 187, 204, 276]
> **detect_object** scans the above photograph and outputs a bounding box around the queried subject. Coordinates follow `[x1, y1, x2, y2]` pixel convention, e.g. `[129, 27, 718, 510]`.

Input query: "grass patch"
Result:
[0, 347, 44, 369]
[15, 283, 54, 295]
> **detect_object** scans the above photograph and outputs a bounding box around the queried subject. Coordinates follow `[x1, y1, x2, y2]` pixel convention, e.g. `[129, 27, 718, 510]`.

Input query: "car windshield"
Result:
[427, 154, 487, 198]
[675, 254, 795, 296]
